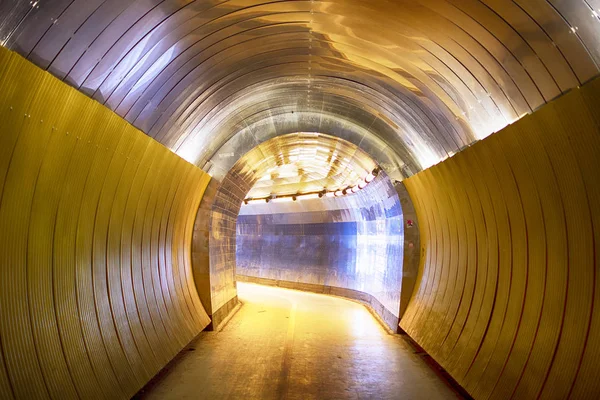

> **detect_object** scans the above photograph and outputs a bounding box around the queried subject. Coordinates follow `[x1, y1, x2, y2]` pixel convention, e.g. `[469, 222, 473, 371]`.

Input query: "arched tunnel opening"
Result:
[230, 132, 414, 331]
[1, 1, 600, 399]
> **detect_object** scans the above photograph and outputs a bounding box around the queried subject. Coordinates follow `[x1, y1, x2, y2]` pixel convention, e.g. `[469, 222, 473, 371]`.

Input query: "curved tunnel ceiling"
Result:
[1, 0, 599, 178]
[234, 132, 377, 199]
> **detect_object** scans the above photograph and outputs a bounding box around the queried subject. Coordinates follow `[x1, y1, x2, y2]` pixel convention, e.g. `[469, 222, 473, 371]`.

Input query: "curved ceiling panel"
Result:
[235, 132, 377, 198]
[1, 0, 598, 176]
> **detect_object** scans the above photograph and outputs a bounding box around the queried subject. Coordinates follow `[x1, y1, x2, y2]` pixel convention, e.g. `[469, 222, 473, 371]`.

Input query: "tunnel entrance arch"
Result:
[192, 132, 420, 330]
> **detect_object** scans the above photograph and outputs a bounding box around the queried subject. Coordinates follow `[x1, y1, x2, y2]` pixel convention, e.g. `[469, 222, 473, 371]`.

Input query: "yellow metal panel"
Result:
[121, 136, 163, 374]
[131, 141, 172, 366]
[447, 146, 498, 381]
[401, 76, 600, 399]
[470, 132, 529, 397]
[430, 163, 465, 358]
[420, 167, 454, 350]
[170, 167, 207, 330]
[484, 120, 548, 400]
[76, 112, 138, 397]
[105, 128, 154, 384]
[50, 96, 117, 399]
[441, 148, 491, 376]
[163, 163, 198, 335]
[147, 154, 183, 356]
[536, 93, 594, 400]
[138, 147, 178, 363]
[463, 135, 512, 396]
[29, 74, 90, 400]
[565, 77, 600, 400]
[498, 111, 567, 399]
[91, 116, 145, 395]
[155, 156, 193, 347]
[0, 52, 53, 400]
[0, 49, 211, 399]
[436, 158, 476, 362]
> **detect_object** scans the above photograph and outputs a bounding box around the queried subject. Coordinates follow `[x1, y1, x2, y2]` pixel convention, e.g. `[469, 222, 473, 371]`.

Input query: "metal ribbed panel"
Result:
[0, 47, 211, 399]
[1, 0, 598, 176]
[400, 77, 600, 400]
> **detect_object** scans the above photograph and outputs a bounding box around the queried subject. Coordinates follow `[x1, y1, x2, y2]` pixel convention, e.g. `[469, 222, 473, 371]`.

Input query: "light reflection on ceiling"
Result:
[2, 0, 599, 179]
[239, 132, 376, 199]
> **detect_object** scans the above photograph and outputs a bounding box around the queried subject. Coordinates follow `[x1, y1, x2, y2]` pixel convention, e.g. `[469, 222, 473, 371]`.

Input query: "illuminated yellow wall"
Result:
[401, 79, 600, 399]
[0, 48, 211, 399]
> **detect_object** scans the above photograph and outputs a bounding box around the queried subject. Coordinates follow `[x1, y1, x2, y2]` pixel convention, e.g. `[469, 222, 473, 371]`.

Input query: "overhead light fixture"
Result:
[296, 193, 320, 200]
[365, 168, 380, 183]
[272, 197, 293, 203]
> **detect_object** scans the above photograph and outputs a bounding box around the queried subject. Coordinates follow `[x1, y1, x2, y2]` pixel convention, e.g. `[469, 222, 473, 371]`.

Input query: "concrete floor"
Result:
[136, 283, 462, 400]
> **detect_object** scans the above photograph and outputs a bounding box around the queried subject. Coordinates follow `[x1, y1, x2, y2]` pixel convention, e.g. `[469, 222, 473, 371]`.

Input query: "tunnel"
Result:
[0, 1, 599, 399]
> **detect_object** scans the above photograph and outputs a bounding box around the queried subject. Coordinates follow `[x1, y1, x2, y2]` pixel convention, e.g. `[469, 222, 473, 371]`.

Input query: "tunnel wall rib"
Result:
[0, 48, 211, 399]
[400, 78, 600, 399]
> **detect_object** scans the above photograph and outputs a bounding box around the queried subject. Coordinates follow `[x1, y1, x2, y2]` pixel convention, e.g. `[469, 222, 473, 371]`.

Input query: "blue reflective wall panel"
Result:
[236, 174, 404, 321]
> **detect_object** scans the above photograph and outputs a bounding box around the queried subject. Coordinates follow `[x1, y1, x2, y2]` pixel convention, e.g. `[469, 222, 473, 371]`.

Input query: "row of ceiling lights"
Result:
[242, 167, 381, 205]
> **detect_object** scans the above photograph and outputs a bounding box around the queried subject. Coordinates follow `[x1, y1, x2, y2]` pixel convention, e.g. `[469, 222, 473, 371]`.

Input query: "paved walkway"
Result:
[137, 283, 461, 400]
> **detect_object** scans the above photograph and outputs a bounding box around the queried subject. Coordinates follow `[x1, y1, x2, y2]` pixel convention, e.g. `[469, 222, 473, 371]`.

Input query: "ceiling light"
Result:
[296, 193, 320, 200]
[272, 197, 293, 203]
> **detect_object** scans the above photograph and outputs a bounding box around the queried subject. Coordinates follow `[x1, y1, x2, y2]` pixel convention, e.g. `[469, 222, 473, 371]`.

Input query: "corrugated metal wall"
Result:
[401, 79, 600, 399]
[0, 47, 211, 399]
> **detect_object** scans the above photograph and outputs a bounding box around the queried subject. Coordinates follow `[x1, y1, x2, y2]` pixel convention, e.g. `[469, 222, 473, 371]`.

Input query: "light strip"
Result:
[242, 167, 381, 204]
[296, 193, 320, 200]
[272, 197, 293, 203]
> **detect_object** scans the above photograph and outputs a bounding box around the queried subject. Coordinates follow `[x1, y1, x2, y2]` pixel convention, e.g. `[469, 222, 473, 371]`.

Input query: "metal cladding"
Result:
[237, 132, 377, 199]
[0, 48, 211, 399]
[209, 132, 384, 319]
[2, 0, 600, 180]
[401, 80, 600, 399]
[237, 173, 405, 329]
[1, 1, 600, 399]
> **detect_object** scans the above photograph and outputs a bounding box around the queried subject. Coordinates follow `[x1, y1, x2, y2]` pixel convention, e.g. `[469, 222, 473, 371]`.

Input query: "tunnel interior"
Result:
[1, 1, 600, 399]
[231, 132, 412, 330]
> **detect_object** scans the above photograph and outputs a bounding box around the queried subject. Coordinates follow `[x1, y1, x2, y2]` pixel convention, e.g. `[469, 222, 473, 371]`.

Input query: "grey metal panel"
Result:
[3, 0, 598, 176]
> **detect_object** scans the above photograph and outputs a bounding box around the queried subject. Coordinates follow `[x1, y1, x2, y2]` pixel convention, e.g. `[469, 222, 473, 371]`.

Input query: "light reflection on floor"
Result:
[137, 283, 462, 400]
